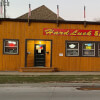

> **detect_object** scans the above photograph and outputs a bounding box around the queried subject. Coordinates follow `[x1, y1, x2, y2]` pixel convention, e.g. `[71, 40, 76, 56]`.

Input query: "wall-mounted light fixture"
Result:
[39, 41, 41, 44]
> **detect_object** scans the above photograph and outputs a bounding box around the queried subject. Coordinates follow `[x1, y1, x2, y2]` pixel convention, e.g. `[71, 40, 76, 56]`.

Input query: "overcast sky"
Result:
[2, 0, 100, 21]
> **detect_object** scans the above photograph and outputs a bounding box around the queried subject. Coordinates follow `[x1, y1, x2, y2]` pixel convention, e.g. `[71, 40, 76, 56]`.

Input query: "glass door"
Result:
[34, 44, 46, 67]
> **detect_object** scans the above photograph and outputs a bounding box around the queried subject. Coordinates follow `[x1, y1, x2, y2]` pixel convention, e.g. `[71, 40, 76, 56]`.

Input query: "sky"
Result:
[1, 0, 100, 21]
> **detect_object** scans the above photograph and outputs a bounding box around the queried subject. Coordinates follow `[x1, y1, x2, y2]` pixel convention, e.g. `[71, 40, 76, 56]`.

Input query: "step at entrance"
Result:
[19, 67, 55, 72]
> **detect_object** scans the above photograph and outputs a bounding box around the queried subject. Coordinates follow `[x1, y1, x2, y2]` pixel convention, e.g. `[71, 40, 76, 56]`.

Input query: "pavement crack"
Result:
[49, 82, 58, 100]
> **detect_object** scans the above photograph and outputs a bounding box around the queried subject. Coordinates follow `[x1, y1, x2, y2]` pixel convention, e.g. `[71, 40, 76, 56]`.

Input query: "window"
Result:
[98, 43, 100, 56]
[82, 43, 95, 56]
[66, 42, 79, 56]
[66, 41, 100, 57]
[4, 40, 19, 54]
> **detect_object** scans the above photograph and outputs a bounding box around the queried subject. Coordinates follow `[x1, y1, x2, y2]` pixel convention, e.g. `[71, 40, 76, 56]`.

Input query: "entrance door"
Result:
[34, 44, 46, 67]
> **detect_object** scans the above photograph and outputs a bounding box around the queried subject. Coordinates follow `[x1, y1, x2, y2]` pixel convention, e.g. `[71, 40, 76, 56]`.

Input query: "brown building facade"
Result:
[1, 19, 100, 72]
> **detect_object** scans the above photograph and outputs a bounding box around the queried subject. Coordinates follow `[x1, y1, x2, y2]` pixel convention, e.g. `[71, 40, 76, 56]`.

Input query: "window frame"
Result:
[98, 43, 100, 57]
[3, 39, 19, 55]
[66, 41, 79, 57]
[66, 41, 99, 57]
[82, 42, 95, 57]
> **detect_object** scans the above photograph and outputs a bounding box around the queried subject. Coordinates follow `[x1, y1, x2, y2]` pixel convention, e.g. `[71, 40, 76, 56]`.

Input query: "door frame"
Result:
[25, 39, 52, 68]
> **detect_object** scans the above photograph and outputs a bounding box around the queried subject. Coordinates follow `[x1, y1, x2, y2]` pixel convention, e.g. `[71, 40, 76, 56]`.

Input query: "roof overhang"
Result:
[0, 18, 100, 25]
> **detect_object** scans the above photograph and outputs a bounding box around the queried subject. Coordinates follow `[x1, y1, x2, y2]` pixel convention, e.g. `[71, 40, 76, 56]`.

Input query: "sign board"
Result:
[59, 53, 63, 56]
[86, 46, 91, 50]
[43, 28, 100, 37]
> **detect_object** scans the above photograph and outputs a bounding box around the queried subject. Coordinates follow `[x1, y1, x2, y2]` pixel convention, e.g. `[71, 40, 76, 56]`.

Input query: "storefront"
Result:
[1, 18, 100, 72]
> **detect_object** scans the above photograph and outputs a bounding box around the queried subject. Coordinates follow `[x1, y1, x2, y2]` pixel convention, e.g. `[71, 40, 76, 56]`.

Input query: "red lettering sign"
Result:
[43, 28, 100, 37]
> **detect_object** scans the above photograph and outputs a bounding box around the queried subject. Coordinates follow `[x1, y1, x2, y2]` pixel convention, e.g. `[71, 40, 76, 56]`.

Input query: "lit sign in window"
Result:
[69, 44, 76, 49]
[82, 43, 95, 56]
[36, 45, 43, 50]
[4, 40, 19, 54]
[66, 42, 79, 56]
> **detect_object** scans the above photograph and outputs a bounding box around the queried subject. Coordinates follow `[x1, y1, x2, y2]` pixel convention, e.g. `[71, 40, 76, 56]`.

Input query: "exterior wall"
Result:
[0, 21, 100, 71]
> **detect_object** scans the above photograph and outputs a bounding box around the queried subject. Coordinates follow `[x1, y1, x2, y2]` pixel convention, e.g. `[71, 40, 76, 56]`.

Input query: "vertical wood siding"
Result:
[0, 21, 100, 71]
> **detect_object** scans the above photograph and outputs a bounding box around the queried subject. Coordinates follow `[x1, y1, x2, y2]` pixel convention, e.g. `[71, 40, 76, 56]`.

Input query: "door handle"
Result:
[45, 51, 49, 54]
[27, 52, 31, 54]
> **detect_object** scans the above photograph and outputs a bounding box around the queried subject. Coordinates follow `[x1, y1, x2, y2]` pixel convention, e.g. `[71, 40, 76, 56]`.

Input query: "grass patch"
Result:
[0, 75, 100, 83]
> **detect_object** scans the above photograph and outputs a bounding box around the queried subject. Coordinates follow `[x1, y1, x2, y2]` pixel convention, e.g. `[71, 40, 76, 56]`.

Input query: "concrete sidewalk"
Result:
[0, 83, 100, 87]
[0, 71, 100, 75]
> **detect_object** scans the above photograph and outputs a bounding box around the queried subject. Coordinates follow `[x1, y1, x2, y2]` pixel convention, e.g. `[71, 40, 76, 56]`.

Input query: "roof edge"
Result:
[0, 18, 100, 25]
